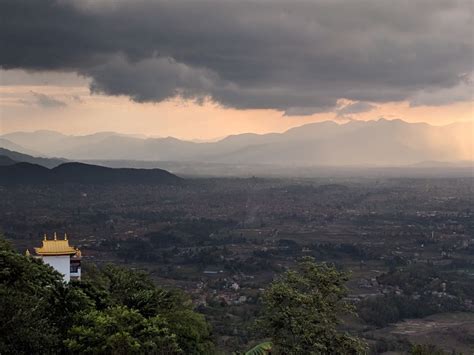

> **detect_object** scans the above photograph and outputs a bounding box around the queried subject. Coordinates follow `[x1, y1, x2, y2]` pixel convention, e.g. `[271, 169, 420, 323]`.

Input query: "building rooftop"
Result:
[34, 233, 78, 256]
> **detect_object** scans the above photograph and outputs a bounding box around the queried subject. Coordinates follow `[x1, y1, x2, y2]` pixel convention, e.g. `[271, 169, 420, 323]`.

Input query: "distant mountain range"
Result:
[0, 161, 181, 185]
[0, 138, 41, 156]
[1, 119, 472, 166]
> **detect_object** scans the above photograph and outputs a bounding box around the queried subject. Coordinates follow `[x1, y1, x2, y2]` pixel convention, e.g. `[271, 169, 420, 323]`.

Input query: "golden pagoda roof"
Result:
[35, 233, 78, 256]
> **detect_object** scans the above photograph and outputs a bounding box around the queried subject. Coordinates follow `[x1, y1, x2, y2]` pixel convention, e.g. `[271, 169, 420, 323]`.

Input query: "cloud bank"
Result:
[1, 0, 473, 115]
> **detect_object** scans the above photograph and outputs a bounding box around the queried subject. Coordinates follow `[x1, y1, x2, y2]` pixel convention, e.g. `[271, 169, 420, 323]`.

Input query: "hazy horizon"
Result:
[1, 117, 473, 140]
[2, 118, 472, 167]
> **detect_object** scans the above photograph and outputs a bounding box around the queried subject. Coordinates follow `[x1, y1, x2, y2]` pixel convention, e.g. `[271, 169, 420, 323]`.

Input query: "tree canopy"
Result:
[257, 257, 366, 354]
[1, 238, 366, 354]
[0, 238, 214, 354]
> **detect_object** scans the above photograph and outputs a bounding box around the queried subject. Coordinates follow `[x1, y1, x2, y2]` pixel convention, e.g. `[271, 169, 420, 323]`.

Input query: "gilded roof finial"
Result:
[54, 232, 57, 240]
[25, 249, 30, 256]
[64, 233, 68, 241]
[44, 233, 47, 241]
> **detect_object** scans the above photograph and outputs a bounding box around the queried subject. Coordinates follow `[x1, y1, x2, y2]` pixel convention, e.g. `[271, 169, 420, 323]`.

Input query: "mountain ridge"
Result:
[2, 119, 472, 166]
[0, 148, 65, 168]
[0, 162, 182, 185]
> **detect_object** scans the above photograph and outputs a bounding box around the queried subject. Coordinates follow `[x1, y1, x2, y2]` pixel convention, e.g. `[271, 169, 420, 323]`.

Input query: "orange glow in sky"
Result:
[0, 72, 473, 140]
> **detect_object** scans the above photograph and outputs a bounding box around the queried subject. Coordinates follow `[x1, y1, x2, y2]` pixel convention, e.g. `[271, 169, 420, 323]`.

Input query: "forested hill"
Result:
[0, 147, 65, 168]
[0, 162, 182, 185]
[0, 155, 17, 166]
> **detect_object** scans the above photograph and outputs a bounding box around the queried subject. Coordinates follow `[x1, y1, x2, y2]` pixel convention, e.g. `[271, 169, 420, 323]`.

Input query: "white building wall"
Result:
[42, 255, 71, 282]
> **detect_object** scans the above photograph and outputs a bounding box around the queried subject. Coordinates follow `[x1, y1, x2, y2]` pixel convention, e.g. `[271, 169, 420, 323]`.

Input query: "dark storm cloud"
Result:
[1, 0, 472, 114]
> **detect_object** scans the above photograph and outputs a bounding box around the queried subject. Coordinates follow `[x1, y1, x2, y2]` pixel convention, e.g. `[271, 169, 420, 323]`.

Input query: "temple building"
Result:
[29, 233, 82, 282]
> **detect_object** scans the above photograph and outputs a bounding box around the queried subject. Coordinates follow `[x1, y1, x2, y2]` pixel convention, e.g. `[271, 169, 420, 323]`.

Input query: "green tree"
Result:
[0, 236, 215, 354]
[87, 264, 215, 354]
[244, 341, 272, 355]
[0, 238, 64, 353]
[410, 344, 445, 355]
[257, 258, 366, 354]
[49, 282, 96, 339]
[65, 306, 180, 354]
[164, 305, 215, 354]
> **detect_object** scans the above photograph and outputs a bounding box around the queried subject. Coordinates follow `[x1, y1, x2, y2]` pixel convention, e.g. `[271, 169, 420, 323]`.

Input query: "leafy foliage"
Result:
[0, 237, 367, 354]
[65, 306, 180, 354]
[257, 257, 366, 354]
[0, 237, 214, 354]
[244, 341, 273, 355]
[410, 344, 446, 355]
[0, 239, 66, 353]
[88, 264, 215, 354]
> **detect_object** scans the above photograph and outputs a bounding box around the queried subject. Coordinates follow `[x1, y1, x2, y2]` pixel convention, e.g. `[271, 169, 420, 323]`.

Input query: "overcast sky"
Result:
[1, 0, 472, 139]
